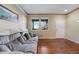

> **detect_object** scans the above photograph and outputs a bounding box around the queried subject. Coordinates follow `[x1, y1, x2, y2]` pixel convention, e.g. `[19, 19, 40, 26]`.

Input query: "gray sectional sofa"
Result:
[0, 32, 38, 54]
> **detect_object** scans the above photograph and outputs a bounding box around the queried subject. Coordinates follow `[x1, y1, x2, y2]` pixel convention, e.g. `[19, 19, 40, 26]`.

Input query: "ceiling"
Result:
[20, 4, 79, 15]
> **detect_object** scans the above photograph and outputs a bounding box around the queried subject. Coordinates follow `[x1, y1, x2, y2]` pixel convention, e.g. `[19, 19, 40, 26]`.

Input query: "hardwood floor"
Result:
[37, 39, 79, 54]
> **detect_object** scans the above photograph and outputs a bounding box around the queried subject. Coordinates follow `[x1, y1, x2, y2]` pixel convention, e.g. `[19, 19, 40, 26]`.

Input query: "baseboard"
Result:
[56, 37, 67, 39]
[39, 37, 56, 39]
[39, 36, 66, 39]
[66, 37, 79, 44]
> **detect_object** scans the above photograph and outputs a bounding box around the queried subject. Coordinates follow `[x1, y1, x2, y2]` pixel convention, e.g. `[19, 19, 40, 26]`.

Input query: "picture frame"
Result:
[0, 5, 18, 23]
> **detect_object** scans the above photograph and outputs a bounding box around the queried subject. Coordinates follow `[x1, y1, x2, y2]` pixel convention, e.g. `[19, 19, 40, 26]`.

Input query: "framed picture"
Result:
[0, 5, 18, 22]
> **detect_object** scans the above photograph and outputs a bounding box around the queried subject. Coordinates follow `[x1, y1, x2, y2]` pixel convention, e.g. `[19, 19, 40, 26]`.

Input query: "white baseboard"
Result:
[66, 37, 79, 44]
[39, 37, 66, 39]
[39, 37, 56, 39]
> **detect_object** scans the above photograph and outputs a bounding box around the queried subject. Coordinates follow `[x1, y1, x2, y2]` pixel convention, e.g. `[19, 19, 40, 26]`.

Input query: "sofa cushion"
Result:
[14, 44, 37, 54]
[7, 39, 36, 53]
[6, 39, 22, 51]
[24, 33, 31, 40]
[29, 32, 33, 37]
[0, 45, 11, 52]
[9, 33, 21, 42]
[29, 32, 37, 37]
[0, 36, 9, 45]
[17, 33, 38, 44]
[6, 42, 14, 51]
[18, 36, 37, 44]
[17, 36, 27, 44]
[20, 32, 31, 40]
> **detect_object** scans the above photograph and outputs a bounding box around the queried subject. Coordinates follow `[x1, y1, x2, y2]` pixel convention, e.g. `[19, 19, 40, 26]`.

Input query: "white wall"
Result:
[66, 9, 79, 44]
[27, 15, 66, 39]
[56, 16, 65, 38]
[1, 4, 27, 31]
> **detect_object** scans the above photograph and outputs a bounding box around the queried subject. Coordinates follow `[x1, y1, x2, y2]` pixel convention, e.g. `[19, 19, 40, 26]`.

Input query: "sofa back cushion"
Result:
[0, 36, 9, 45]
[20, 32, 31, 40]
[5, 33, 22, 51]
[0, 32, 22, 52]
[24, 33, 31, 40]
[6, 38, 22, 51]
[17, 36, 28, 44]
[9, 33, 21, 42]
[0, 33, 21, 45]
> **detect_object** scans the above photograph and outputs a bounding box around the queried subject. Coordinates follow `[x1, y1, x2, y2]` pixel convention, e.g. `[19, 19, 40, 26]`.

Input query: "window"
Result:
[32, 19, 39, 30]
[32, 18, 48, 30]
[41, 19, 48, 30]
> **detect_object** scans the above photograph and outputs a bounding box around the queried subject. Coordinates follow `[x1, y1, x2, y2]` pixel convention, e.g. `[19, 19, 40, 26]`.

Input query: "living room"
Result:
[0, 4, 79, 54]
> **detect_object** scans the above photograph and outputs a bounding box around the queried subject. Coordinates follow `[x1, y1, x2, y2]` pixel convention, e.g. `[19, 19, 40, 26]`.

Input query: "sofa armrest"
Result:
[30, 36, 38, 41]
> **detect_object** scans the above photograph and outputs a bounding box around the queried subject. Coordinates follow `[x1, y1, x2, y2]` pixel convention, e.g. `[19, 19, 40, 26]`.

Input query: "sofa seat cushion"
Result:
[18, 35, 38, 44]
[17, 36, 35, 44]
[20, 40, 36, 44]
[6, 39, 22, 51]
[0, 45, 11, 52]
[6, 39, 36, 53]
[13, 44, 37, 54]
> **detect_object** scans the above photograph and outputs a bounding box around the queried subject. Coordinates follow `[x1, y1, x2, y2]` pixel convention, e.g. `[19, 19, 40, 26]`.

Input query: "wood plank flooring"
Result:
[37, 39, 79, 54]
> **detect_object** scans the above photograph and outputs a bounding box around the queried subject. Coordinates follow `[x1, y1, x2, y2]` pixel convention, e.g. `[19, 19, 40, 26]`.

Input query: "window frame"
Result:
[32, 18, 48, 31]
[32, 19, 40, 30]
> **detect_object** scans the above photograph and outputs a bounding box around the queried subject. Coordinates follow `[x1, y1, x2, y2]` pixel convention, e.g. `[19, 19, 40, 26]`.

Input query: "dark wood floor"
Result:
[37, 39, 79, 54]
